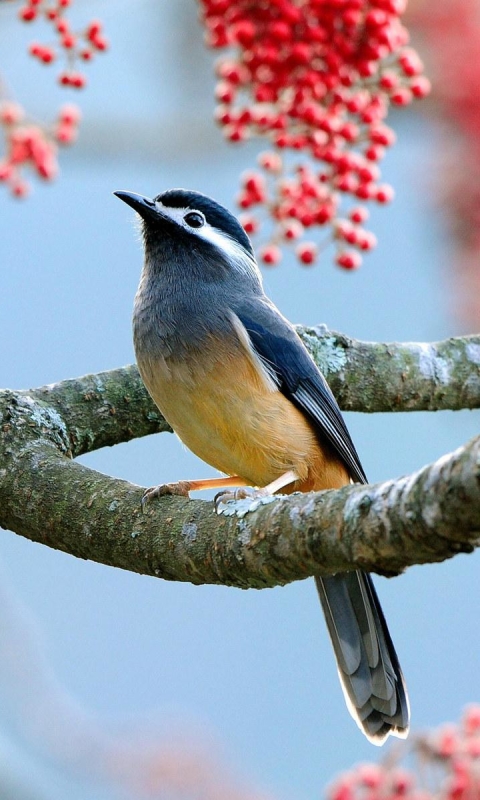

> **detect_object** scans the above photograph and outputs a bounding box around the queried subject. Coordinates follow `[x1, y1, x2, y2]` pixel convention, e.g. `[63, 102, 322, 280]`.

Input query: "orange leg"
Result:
[142, 475, 249, 508]
[214, 469, 299, 512]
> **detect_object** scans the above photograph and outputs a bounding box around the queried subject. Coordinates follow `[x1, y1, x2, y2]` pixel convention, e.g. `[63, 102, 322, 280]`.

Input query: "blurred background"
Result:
[0, 1, 479, 798]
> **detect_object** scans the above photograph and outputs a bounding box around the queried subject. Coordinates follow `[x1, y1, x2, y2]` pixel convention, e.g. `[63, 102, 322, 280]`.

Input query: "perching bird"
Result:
[115, 187, 409, 745]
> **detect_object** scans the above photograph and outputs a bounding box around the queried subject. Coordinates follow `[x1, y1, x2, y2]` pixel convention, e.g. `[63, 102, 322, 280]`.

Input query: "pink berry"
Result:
[0, 162, 14, 181]
[349, 206, 369, 224]
[19, 6, 36, 21]
[11, 179, 30, 198]
[463, 705, 480, 735]
[0, 102, 24, 125]
[376, 184, 395, 203]
[58, 103, 81, 125]
[239, 214, 259, 234]
[259, 245, 282, 266]
[296, 242, 317, 265]
[336, 250, 362, 270]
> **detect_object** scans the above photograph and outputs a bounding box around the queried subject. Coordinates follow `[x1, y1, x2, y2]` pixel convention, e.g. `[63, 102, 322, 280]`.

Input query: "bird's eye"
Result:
[184, 211, 205, 228]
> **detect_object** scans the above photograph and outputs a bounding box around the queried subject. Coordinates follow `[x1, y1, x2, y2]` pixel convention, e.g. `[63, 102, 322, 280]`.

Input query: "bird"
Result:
[114, 186, 410, 745]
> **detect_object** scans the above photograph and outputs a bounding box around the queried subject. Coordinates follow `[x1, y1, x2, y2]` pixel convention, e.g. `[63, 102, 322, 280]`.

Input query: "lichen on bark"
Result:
[0, 329, 479, 588]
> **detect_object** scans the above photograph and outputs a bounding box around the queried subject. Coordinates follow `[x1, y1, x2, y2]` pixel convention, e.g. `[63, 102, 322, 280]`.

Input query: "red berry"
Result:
[56, 18, 70, 34]
[399, 49, 423, 76]
[61, 33, 77, 49]
[355, 183, 375, 200]
[463, 706, 480, 735]
[391, 87, 413, 106]
[358, 230, 377, 250]
[260, 244, 282, 266]
[349, 206, 369, 224]
[0, 162, 14, 182]
[336, 249, 362, 270]
[58, 103, 81, 125]
[391, 770, 413, 795]
[257, 151, 282, 172]
[370, 124, 396, 147]
[379, 70, 399, 90]
[11, 179, 30, 198]
[0, 102, 24, 125]
[86, 20, 102, 38]
[36, 155, 58, 180]
[55, 123, 77, 144]
[91, 34, 109, 51]
[376, 184, 394, 203]
[40, 47, 56, 64]
[365, 144, 385, 161]
[232, 20, 255, 45]
[282, 220, 304, 240]
[268, 20, 291, 42]
[296, 242, 317, 265]
[19, 6, 37, 21]
[410, 76, 431, 98]
[215, 81, 235, 104]
[71, 73, 87, 89]
[239, 213, 259, 234]
[259, 245, 282, 266]
[339, 122, 359, 142]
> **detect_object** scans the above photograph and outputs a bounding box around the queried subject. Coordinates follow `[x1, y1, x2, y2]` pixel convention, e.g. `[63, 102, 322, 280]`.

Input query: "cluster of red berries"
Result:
[0, 100, 80, 197]
[199, 0, 431, 269]
[19, 0, 108, 89]
[329, 706, 480, 800]
[0, 0, 107, 197]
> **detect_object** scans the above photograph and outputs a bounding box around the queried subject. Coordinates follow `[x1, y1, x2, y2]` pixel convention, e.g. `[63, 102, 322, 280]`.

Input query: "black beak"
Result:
[114, 190, 158, 221]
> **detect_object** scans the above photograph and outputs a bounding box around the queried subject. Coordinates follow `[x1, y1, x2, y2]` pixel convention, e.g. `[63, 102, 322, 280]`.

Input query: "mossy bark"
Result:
[0, 330, 479, 588]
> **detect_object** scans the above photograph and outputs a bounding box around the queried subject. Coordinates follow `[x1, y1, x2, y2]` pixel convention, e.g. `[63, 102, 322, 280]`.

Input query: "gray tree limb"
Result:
[0, 340, 479, 585]
[296, 326, 480, 412]
[20, 331, 480, 486]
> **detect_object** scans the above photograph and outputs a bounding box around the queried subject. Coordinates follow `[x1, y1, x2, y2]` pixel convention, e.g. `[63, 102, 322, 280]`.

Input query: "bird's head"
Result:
[114, 188, 261, 286]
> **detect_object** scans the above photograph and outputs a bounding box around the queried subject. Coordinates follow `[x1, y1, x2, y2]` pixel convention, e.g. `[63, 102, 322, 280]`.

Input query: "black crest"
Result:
[157, 188, 254, 258]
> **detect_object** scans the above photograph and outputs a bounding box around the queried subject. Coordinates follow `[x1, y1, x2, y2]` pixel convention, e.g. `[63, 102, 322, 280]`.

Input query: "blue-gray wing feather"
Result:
[235, 300, 367, 483]
[235, 296, 409, 743]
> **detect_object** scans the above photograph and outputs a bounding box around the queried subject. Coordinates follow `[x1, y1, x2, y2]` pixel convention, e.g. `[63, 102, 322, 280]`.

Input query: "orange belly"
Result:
[137, 337, 350, 493]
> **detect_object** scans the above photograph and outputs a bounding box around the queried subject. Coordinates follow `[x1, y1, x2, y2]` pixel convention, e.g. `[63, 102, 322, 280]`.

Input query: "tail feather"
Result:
[315, 571, 409, 745]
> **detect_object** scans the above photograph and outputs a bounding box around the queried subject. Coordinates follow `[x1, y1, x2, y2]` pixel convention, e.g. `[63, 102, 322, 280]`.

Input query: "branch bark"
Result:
[296, 326, 480, 412]
[23, 330, 480, 466]
[0, 375, 479, 587]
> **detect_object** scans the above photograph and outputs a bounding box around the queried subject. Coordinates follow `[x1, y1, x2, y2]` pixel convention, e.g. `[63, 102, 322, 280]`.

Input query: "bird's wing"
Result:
[235, 297, 367, 484]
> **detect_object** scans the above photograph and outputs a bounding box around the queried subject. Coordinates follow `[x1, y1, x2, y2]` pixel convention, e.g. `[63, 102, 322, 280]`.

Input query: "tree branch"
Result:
[0, 386, 479, 587]
[29, 330, 480, 462]
[296, 326, 480, 412]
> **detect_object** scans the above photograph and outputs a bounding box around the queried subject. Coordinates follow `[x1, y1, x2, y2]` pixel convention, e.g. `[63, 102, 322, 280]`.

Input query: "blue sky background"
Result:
[1, 2, 479, 799]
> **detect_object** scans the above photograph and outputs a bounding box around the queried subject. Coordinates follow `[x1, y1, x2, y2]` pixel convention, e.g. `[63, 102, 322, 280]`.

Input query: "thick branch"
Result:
[296, 327, 480, 412]
[31, 366, 172, 457]
[0, 388, 479, 586]
[26, 331, 480, 458]
[1, 329, 478, 586]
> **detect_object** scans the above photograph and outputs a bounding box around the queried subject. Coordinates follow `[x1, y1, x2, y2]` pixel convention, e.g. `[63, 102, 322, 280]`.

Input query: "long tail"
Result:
[315, 571, 409, 745]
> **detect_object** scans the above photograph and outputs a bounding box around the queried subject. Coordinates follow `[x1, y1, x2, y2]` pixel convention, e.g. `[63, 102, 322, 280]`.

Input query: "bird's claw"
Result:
[141, 481, 192, 511]
[214, 487, 256, 513]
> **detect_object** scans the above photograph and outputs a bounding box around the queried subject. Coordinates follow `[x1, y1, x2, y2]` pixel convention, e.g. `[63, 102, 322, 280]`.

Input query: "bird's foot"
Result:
[214, 486, 268, 514]
[141, 480, 192, 511]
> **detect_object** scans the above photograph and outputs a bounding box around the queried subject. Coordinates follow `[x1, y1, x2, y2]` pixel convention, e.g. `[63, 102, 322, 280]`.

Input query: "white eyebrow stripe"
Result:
[155, 199, 260, 279]
[196, 225, 259, 275]
[156, 200, 261, 280]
